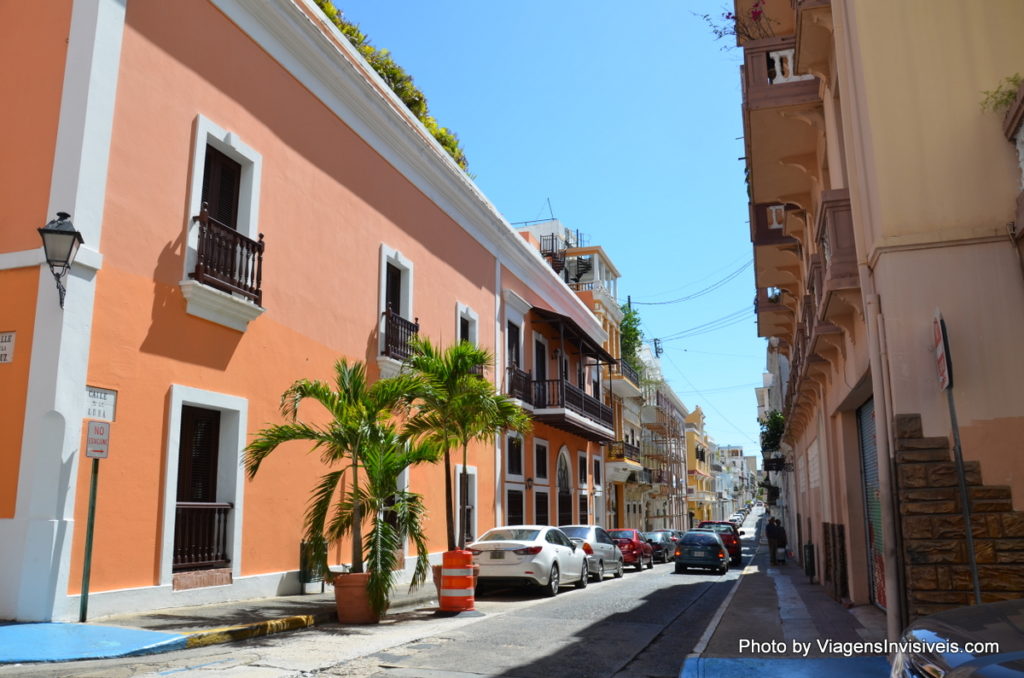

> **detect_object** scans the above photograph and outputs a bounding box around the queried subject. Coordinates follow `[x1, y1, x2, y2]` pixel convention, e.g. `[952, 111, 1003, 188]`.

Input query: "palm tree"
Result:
[244, 359, 436, 610]
[404, 337, 531, 551]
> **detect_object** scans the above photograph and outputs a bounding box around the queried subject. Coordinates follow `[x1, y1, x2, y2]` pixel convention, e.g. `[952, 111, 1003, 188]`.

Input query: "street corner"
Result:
[0, 623, 186, 663]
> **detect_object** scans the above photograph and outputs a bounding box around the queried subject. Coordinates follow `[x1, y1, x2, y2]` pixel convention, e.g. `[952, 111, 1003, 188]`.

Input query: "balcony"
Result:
[743, 36, 818, 112]
[755, 287, 794, 338]
[381, 307, 419, 361]
[604, 440, 643, 483]
[506, 366, 533, 404]
[531, 378, 614, 442]
[815, 189, 860, 321]
[190, 205, 265, 306]
[609, 359, 642, 398]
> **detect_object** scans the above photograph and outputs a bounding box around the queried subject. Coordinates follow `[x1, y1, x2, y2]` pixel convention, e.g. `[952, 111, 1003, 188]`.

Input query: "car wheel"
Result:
[576, 562, 588, 589]
[634, 556, 644, 572]
[592, 561, 604, 583]
[646, 554, 654, 569]
[614, 559, 624, 578]
[544, 564, 560, 597]
[662, 551, 670, 564]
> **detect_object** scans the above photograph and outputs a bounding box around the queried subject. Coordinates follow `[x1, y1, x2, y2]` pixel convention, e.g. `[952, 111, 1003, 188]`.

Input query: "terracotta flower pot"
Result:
[333, 572, 379, 624]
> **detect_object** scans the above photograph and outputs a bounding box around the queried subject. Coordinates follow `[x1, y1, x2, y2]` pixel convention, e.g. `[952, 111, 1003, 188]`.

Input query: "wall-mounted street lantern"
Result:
[38, 212, 84, 308]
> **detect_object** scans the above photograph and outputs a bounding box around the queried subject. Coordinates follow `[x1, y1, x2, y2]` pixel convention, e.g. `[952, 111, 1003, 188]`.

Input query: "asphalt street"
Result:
[2, 539, 753, 678]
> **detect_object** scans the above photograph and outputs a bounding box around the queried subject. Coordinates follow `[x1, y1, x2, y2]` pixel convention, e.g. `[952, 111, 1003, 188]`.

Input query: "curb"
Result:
[183, 588, 439, 651]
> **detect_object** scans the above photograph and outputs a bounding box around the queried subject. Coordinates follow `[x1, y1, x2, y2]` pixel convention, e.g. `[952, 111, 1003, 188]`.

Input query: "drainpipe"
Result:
[859, 263, 906, 640]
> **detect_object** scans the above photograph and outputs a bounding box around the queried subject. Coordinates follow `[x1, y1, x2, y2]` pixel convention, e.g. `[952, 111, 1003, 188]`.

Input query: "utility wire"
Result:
[663, 352, 760, 446]
[658, 307, 750, 341]
[632, 254, 751, 300]
[630, 260, 752, 306]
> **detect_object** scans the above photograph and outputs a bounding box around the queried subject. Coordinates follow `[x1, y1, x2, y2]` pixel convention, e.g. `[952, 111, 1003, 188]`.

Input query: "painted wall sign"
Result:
[86, 386, 117, 421]
[85, 420, 110, 459]
[0, 332, 14, 363]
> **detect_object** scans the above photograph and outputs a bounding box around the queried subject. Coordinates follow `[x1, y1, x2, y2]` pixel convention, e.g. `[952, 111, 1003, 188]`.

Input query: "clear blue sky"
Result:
[338, 1, 765, 453]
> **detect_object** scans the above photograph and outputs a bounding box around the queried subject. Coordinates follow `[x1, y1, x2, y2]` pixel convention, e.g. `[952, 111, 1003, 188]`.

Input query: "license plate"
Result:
[490, 551, 505, 559]
[691, 550, 705, 557]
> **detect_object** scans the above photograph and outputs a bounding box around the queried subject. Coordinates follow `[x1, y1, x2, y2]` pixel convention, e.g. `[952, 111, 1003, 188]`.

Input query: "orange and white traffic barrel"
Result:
[438, 549, 475, 612]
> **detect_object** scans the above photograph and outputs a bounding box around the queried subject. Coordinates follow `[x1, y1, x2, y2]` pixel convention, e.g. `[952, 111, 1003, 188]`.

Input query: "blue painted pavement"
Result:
[681, 656, 891, 678]
[0, 623, 186, 663]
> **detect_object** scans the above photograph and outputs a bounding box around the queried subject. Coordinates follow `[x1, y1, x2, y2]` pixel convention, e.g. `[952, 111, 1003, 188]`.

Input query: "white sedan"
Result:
[467, 525, 589, 596]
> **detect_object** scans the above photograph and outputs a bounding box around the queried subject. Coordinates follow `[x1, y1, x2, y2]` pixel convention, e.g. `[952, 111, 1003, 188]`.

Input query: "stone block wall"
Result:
[894, 414, 1024, 619]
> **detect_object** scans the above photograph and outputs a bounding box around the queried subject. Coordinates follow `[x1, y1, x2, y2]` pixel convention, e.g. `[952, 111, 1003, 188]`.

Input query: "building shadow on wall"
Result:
[138, 216, 242, 371]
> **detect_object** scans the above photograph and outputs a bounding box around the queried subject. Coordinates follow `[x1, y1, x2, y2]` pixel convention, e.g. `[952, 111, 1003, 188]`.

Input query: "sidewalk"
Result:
[681, 514, 890, 677]
[0, 582, 439, 664]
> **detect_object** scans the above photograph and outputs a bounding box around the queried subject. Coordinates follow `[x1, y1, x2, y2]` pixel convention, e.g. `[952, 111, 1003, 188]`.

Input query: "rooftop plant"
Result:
[313, 0, 469, 171]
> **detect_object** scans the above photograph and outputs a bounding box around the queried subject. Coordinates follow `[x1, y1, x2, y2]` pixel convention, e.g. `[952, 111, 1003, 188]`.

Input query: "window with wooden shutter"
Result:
[177, 406, 221, 502]
[385, 263, 403, 314]
[202, 145, 241, 229]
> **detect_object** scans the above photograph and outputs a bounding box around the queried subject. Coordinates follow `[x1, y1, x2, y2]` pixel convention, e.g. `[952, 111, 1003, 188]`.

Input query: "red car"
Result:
[697, 521, 742, 565]
[607, 528, 654, 571]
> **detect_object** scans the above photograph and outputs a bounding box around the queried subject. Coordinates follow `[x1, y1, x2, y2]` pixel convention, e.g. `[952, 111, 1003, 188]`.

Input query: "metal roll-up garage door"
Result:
[858, 398, 886, 609]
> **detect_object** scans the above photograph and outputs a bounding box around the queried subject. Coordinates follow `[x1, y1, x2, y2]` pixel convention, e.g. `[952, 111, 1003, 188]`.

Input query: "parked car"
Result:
[467, 525, 588, 596]
[643, 531, 675, 564]
[606, 528, 654, 571]
[890, 598, 1024, 677]
[697, 521, 743, 565]
[727, 513, 745, 527]
[560, 525, 625, 582]
[674, 530, 729, 575]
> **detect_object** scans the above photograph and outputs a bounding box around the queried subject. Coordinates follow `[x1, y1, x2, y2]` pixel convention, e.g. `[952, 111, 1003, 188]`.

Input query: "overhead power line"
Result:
[630, 260, 752, 306]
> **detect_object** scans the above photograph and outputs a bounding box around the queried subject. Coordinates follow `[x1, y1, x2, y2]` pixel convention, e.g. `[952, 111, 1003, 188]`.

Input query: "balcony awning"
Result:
[531, 307, 616, 364]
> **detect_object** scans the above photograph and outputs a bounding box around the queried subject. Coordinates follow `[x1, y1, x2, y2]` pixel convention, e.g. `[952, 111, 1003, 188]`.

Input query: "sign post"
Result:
[933, 311, 981, 605]
[79, 420, 110, 622]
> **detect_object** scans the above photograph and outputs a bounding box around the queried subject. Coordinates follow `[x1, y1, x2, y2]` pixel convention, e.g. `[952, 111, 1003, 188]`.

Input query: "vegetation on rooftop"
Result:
[619, 303, 644, 373]
[313, 1, 469, 171]
[980, 73, 1023, 113]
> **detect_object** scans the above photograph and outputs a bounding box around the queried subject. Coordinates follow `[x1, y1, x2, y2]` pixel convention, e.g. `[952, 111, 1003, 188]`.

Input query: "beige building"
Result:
[741, 0, 1024, 638]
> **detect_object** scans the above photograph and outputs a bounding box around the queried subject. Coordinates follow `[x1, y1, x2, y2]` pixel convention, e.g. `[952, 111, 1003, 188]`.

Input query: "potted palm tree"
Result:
[403, 337, 531, 588]
[244, 359, 439, 623]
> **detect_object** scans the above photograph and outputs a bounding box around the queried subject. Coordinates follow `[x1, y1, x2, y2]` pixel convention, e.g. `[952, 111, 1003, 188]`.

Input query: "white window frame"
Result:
[532, 331, 550, 381]
[455, 302, 479, 346]
[533, 437, 550, 485]
[503, 289, 529, 370]
[161, 385, 247, 586]
[377, 244, 415, 377]
[179, 114, 265, 331]
[455, 464, 478, 545]
[506, 431, 525, 482]
[505, 482, 526, 526]
[577, 450, 588, 488]
[593, 457, 603, 490]
[533, 488, 550, 525]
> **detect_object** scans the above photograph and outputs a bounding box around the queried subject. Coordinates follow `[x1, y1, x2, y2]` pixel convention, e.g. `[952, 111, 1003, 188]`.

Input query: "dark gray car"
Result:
[560, 525, 625, 582]
[674, 530, 729, 575]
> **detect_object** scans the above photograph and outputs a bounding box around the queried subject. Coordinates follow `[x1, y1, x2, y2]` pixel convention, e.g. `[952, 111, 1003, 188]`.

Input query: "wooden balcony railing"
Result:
[506, 366, 533, 404]
[607, 440, 641, 463]
[533, 378, 614, 430]
[191, 203, 264, 305]
[173, 502, 232, 571]
[381, 308, 419, 361]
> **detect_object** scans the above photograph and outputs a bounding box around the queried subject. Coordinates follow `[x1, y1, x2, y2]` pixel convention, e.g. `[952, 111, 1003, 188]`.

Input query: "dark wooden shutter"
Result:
[178, 406, 221, 502]
[508, 435, 523, 476]
[460, 317, 471, 343]
[507, 322, 520, 367]
[507, 489, 524, 525]
[202, 146, 241, 229]
[385, 263, 402, 314]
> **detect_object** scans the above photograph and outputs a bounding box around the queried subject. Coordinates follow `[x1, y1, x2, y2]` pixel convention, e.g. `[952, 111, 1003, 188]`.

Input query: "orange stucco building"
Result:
[0, 0, 616, 621]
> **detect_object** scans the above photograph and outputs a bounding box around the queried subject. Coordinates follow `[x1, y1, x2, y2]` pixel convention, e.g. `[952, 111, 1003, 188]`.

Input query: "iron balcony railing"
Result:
[191, 203, 264, 305]
[506, 366, 533, 403]
[607, 440, 641, 463]
[532, 379, 614, 430]
[616, 359, 640, 386]
[381, 307, 419, 361]
[173, 502, 232, 571]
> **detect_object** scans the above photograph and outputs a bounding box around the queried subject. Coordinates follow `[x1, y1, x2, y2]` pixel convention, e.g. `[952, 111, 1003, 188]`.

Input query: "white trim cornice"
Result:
[211, 0, 603, 341]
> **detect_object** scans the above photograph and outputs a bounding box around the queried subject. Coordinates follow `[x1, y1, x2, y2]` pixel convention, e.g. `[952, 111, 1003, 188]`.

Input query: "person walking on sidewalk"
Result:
[776, 520, 788, 564]
[766, 518, 781, 566]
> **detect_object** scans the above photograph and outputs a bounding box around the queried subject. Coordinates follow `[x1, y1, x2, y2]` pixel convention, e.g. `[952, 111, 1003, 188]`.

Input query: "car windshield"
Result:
[647, 533, 669, 542]
[703, 524, 733, 534]
[480, 528, 539, 542]
[559, 526, 589, 539]
[607, 530, 635, 540]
